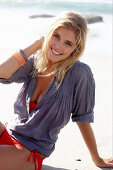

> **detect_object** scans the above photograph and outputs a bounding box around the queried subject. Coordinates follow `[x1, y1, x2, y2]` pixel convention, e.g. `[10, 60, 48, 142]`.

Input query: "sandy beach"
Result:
[0, 11, 112, 170]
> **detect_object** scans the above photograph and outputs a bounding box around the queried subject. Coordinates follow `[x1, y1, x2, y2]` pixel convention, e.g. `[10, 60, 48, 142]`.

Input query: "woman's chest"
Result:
[30, 76, 54, 103]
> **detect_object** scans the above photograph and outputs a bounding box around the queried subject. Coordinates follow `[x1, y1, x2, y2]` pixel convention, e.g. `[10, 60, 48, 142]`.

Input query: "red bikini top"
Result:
[29, 101, 38, 113]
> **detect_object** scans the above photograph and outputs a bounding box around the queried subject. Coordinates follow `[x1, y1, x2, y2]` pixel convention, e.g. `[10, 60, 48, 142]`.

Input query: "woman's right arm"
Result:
[0, 57, 20, 79]
[0, 38, 43, 79]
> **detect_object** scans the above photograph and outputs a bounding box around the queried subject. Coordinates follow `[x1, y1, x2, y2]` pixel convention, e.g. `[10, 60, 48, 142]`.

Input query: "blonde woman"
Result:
[0, 12, 113, 170]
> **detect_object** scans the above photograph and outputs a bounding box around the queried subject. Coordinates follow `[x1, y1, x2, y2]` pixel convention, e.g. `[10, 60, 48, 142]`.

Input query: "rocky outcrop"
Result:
[85, 15, 103, 24]
[29, 14, 103, 24]
[29, 14, 55, 18]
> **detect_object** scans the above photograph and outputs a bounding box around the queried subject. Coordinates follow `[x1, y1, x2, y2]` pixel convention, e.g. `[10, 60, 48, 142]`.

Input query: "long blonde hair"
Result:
[34, 11, 88, 88]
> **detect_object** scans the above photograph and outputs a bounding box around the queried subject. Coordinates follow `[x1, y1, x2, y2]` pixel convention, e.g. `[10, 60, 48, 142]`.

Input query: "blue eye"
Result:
[65, 41, 72, 46]
[54, 33, 60, 39]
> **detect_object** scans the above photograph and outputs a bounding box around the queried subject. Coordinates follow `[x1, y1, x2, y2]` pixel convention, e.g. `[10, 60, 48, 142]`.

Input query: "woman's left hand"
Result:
[94, 157, 113, 168]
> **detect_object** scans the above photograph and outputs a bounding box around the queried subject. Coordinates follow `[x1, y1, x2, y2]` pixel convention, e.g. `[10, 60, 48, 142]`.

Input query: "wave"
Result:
[0, 0, 112, 16]
[0, 0, 112, 2]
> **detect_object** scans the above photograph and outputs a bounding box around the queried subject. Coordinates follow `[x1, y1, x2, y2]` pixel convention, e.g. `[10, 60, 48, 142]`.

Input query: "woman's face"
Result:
[48, 27, 76, 64]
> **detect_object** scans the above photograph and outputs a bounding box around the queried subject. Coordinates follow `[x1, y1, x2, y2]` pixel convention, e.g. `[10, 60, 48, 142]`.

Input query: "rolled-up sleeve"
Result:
[71, 67, 95, 124]
[0, 55, 34, 84]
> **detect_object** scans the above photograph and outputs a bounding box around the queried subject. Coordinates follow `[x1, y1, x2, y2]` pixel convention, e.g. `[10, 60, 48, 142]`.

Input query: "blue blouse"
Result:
[0, 55, 95, 157]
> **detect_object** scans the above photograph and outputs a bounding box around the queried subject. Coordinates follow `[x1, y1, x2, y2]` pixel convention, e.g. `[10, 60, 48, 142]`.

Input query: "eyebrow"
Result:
[54, 31, 75, 46]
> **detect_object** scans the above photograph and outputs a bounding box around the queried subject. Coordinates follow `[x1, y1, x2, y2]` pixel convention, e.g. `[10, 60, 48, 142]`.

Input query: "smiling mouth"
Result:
[51, 48, 62, 55]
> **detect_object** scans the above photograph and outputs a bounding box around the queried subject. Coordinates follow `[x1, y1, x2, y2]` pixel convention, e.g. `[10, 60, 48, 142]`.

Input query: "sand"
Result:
[0, 16, 112, 170]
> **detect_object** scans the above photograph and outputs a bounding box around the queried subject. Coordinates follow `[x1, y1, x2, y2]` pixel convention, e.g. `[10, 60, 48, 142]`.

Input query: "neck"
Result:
[38, 66, 55, 77]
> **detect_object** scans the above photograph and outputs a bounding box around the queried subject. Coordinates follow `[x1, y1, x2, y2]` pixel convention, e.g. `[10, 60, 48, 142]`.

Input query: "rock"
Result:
[29, 14, 103, 24]
[29, 14, 55, 18]
[85, 15, 103, 24]
[76, 158, 82, 161]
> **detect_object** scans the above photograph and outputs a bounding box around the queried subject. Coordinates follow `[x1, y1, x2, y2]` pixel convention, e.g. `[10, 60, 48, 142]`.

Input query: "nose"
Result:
[54, 40, 63, 51]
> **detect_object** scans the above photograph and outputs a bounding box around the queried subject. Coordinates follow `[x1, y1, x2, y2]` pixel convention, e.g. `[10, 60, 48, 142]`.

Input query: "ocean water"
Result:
[0, 0, 112, 16]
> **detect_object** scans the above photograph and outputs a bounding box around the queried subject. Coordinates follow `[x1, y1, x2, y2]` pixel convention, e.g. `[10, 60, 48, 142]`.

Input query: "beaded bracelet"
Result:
[20, 49, 28, 62]
[12, 49, 28, 66]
